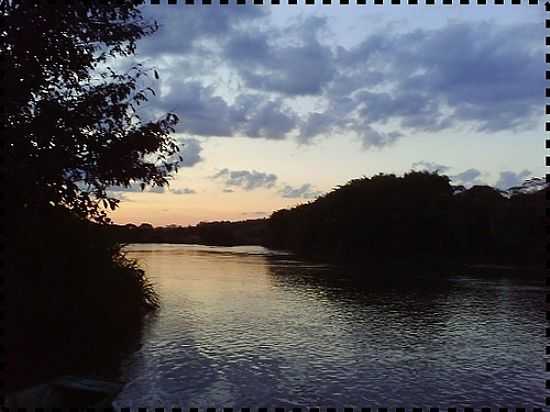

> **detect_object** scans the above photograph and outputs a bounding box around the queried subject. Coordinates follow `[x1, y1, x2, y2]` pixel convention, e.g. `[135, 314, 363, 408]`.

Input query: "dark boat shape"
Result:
[4, 375, 124, 408]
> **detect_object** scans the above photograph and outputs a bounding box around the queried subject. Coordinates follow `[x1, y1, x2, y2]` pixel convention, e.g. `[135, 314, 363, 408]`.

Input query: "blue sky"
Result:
[110, 3, 544, 226]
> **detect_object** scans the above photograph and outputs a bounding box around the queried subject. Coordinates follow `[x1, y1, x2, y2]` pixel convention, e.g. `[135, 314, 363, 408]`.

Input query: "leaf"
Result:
[8, 2, 179, 222]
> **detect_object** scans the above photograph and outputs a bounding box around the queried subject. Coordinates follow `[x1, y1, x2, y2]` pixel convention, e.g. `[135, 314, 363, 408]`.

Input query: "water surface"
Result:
[113, 244, 544, 407]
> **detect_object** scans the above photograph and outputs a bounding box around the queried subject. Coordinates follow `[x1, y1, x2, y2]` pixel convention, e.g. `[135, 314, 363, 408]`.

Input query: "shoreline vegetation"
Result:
[6, 2, 176, 394]
[106, 171, 545, 275]
[7, 205, 158, 392]
[5, 0, 543, 398]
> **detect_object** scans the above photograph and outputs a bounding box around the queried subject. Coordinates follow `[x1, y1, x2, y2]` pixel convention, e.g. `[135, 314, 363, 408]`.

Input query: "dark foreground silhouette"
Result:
[107, 218, 268, 246]
[6, 205, 155, 392]
[109, 172, 545, 270]
[5, 1, 176, 392]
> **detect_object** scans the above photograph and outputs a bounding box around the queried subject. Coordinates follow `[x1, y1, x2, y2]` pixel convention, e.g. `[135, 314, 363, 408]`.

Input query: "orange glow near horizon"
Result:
[108, 190, 299, 227]
[110, 207, 272, 227]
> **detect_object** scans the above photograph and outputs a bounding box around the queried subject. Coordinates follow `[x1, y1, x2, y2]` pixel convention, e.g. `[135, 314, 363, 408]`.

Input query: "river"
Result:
[112, 244, 544, 407]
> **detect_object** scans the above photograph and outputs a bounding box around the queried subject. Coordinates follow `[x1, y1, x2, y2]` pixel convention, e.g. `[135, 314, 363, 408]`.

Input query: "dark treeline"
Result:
[266, 171, 545, 267]
[110, 171, 544, 269]
[106, 218, 267, 246]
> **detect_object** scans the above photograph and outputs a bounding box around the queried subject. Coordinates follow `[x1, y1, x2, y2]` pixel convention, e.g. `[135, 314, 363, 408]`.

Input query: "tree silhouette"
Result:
[3, 0, 179, 391]
[3, 0, 180, 221]
[265, 171, 545, 267]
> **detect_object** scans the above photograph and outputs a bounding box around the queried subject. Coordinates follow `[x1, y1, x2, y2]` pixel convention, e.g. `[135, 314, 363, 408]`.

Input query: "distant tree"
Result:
[2, 0, 180, 222]
[265, 171, 544, 266]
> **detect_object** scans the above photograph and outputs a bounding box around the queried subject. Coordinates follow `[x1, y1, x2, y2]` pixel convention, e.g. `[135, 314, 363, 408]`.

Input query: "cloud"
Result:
[336, 22, 542, 134]
[171, 187, 196, 195]
[108, 184, 142, 193]
[352, 90, 453, 134]
[212, 168, 278, 191]
[278, 183, 322, 199]
[109, 184, 166, 193]
[495, 170, 531, 190]
[158, 80, 236, 136]
[411, 161, 451, 174]
[107, 192, 133, 202]
[298, 112, 336, 143]
[224, 16, 335, 96]
[239, 97, 298, 140]
[138, 6, 268, 58]
[133, 10, 541, 149]
[241, 211, 268, 216]
[153, 81, 299, 139]
[358, 126, 403, 149]
[411, 164, 532, 191]
[176, 138, 203, 167]
[211, 168, 322, 200]
[148, 185, 166, 193]
[450, 168, 485, 187]
[109, 184, 198, 195]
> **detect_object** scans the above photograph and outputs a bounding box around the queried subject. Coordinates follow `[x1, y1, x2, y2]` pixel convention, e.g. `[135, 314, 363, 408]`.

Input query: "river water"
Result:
[112, 244, 544, 408]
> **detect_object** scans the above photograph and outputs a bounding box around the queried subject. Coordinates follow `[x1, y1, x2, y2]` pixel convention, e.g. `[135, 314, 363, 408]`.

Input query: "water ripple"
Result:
[113, 244, 544, 407]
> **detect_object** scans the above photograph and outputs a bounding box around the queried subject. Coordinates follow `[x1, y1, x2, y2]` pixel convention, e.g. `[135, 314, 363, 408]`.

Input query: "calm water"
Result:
[113, 244, 544, 407]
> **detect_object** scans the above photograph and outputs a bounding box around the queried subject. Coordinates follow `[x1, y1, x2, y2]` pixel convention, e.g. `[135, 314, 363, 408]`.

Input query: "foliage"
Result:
[3, 0, 178, 389]
[7, 205, 159, 391]
[107, 218, 268, 246]
[2, 0, 180, 222]
[265, 171, 545, 266]
[109, 171, 544, 268]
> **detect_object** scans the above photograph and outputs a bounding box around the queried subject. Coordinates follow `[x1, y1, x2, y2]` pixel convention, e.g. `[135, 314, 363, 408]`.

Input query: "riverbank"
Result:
[7, 206, 157, 393]
[260, 246, 545, 279]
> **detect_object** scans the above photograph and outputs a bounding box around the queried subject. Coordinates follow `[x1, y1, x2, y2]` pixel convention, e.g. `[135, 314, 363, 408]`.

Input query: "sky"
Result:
[109, 3, 544, 226]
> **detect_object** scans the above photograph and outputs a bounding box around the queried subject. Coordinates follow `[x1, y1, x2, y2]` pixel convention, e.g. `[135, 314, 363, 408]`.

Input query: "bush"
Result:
[6, 205, 158, 391]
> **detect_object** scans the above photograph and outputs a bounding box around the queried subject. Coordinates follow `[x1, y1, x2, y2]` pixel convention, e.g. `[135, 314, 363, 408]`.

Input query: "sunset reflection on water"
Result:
[114, 244, 544, 407]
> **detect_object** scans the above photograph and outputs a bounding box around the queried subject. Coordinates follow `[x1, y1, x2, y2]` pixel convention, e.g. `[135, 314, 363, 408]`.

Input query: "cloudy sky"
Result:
[109, 3, 544, 226]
